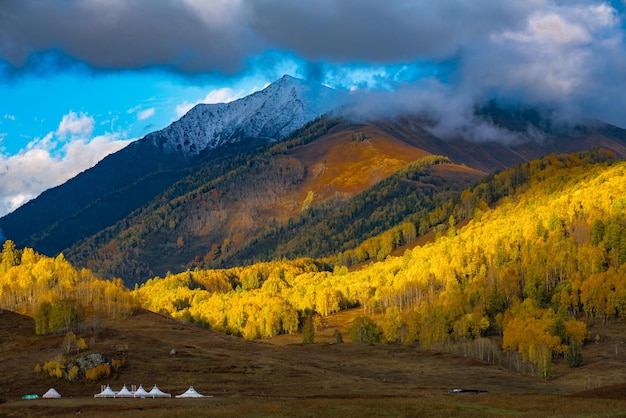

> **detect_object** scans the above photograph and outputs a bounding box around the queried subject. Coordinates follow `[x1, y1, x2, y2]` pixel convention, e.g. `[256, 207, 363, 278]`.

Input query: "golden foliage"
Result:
[67, 365, 80, 381]
[85, 363, 111, 381]
[0, 245, 136, 330]
[4, 150, 623, 380]
[134, 151, 625, 378]
[43, 359, 64, 379]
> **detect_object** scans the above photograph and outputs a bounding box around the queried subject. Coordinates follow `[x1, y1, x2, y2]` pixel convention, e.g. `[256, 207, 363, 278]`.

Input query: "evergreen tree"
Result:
[566, 340, 584, 367]
[34, 301, 52, 335]
[349, 316, 382, 343]
[302, 316, 315, 343]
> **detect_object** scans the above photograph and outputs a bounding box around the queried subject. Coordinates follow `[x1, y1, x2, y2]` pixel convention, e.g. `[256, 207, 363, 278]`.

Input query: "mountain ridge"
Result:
[150, 74, 345, 155]
[0, 75, 343, 254]
[3, 77, 626, 282]
[64, 113, 626, 283]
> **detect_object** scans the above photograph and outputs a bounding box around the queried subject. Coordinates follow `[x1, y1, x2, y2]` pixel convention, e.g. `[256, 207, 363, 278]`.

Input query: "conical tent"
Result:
[148, 385, 171, 398]
[133, 385, 149, 398]
[175, 386, 207, 398]
[116, 384, 133, 397]
[94, 385, 116, 398]
[42, 388, 61, 398]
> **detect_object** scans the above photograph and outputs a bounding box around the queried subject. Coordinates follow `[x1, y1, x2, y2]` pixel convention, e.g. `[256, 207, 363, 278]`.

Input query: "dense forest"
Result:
[0, 240, 135, 334]
[133, 149, 625, 378]
[1, 148, 625, 380]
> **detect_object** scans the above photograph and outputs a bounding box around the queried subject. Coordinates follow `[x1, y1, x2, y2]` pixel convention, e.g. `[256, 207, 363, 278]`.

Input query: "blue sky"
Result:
[1, 0, 626, 216]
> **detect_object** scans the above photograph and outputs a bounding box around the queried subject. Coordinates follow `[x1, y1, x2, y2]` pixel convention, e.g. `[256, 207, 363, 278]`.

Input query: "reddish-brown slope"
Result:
[286, 124, 432, 207]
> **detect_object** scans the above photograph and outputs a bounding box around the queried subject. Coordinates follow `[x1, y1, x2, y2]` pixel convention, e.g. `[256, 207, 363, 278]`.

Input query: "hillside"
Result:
[373, 112, 626, 173]
[228, 154, 483, 267]
[2, 150, 626, 415]
[0, 75, 342, 259]
[132, 149, 626, 378]
[66, 118, 486, 283]
[3, 75, 626, 286]
[64, 110, 626, 284]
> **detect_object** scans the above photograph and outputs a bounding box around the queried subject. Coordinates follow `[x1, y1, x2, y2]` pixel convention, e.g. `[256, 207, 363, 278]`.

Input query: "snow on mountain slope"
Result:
[150, 75, 346, 155]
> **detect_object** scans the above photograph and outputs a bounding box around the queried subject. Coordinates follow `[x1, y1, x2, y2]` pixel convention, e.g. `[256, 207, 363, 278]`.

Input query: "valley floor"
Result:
[1, 309, 626, 417]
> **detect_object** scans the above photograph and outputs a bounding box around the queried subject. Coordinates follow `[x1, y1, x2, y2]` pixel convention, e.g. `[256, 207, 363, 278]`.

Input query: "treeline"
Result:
[0, 240, 135, 335]
[66, 136, 285, 282]
[1, 149, 623, 380]
[135, 258, 332, 338]
[237, 149, 616, 270]
[227, 155, 482, 267]
[135, 149, 626, 378]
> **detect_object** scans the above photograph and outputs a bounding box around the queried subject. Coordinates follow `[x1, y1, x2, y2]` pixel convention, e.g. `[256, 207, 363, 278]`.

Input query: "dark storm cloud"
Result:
[0, 0, 258, 73]
[0, 0, 534, 73]
[244, 0, 528, 63]
[1, 0, 625, 126]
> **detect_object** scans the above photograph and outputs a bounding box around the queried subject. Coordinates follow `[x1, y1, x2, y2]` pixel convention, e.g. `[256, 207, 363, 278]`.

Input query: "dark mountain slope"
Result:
[373, 114, 626, 173]
[0, 139, 189, 251]
[66, 119, 442, 282]
[0, 76, 342, 256]
[65, 105, 626, 284]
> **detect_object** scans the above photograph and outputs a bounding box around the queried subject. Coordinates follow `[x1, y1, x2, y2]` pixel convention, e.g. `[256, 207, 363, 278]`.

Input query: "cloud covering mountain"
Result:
[2, 1, 625, 123]
[1, 0, 625, 216]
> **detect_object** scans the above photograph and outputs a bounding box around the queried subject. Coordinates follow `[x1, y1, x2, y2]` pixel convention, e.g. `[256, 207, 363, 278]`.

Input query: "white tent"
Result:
[94, 385, 116, 398]
[175, 386, 209, 398]
[42, 388, 61, 398]
[116, 384, 134, 398]
[148, 385, 171, 398]
[133, 385, 150, 398]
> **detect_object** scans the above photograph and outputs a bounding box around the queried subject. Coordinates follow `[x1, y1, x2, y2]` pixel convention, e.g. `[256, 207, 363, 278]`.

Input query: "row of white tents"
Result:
[32, 385, 209, 399]
[94, 384, 209, 399]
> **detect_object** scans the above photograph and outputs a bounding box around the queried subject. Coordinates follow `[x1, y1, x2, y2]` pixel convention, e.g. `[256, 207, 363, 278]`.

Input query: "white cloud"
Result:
[175, 87, 243, 117]
[460, 2, 625, 122]
[3, 114, 15, 121]
[0, 113, 134, 216]
[127, 104, 141, 114]
[181, 0, 242, 27]
[500, 12, 591, 45]
[344, 79, 525, 144]
[127, 104, 155, 120]
[26, 132, 55, 152]
[137, 107, 155, 120]
[56, 110, 95, 138]
[174, 103, 194, 119]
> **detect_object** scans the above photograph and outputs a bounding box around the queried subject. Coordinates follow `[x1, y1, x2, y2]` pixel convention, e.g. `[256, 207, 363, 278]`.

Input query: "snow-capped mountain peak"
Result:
[149, 75, 345, 155]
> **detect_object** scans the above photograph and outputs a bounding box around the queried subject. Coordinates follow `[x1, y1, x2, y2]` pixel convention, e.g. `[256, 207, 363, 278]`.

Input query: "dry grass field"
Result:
[1, 308, 626, 417]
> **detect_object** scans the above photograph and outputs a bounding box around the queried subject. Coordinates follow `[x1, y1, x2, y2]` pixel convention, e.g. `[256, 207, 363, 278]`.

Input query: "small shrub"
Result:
[67, 365, 80, 381]
[85, 363, 111, 381]
[111, 357, 126, 372]
[43, 360, 64, 379]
